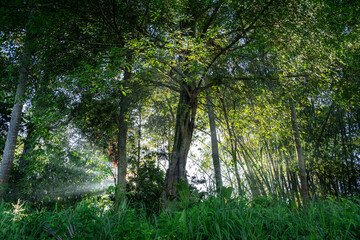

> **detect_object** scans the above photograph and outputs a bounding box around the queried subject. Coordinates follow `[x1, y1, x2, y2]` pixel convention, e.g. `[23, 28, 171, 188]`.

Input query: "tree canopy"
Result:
[0, 0, 359, 208]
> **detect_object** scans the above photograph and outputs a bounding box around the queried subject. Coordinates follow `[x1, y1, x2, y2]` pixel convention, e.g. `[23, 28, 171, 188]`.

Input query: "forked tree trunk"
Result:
[163, 89, 197, 198]
[206, 92, 223, 194]
[0, 39, 31, 198]
[290, 101, 309, 205]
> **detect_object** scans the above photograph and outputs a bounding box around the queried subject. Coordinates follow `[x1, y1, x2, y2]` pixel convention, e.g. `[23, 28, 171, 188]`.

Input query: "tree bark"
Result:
[206, 92, 223, 194]
[0, 38, 31, 198]
[290, 101, 309, 205]
[163, 88, 197, 198]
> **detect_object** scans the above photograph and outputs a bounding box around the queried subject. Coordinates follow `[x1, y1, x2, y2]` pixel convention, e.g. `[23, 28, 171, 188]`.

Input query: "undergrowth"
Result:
[0, 197, 359, 239]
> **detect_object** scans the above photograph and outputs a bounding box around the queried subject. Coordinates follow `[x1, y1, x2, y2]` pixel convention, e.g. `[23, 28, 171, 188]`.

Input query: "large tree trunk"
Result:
[163, 89, 197, 198]
[206, 92, 223, 194]
[290, 101, 309, 205]
[0, 39, 31, 198]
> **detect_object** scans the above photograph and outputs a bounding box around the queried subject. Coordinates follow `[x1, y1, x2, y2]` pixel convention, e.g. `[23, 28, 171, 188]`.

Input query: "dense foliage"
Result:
[0, 0, 360, 238]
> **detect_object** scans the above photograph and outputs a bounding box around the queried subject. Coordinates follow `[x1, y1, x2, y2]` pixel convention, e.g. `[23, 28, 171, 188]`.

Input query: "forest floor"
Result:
[0, 196, 359, 239]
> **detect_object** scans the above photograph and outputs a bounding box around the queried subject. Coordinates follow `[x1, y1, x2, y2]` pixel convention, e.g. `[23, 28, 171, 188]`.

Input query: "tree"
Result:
[290, 98, 309, 204]
[205, 87, 223, 194]
[134, 0, 300, 199]
[0, 13, 32, 196]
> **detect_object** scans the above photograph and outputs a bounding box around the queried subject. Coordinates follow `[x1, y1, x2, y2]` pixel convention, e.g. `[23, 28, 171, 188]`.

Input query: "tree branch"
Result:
[203, 0, 276, 78]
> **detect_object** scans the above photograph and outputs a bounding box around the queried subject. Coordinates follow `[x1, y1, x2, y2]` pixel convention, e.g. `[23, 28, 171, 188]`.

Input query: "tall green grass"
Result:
[0, 197, 359, 239]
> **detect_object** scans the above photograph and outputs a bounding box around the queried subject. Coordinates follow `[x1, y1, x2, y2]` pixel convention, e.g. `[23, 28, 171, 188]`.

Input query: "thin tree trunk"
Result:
[19, 121, 34, 170]
[115, 66, 131, 204]
[137, 106, 142, 177]
[163, 88, 197, 199]
[221, 156, 235, 190]
[290, 101, 309, 205]
[235, 134, 268, 197]
[220, 96, 242, 195]
[265, 141, 279, 199]
[240, 143, 269, 196]
[0, 38, 31, 198]
[338, 109, 352, 194]
[281, 149, 294, 201]
[241, 152, 261, 198]
[116, 101, 129, 201]
[206, 91, 222, 194]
